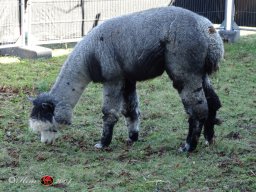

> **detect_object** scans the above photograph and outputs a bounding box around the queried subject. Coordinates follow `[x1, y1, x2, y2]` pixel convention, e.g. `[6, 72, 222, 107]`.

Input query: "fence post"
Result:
[27, 0, 32, 46]
[225, 0, 234, 31]
[20, 0, 26, 46]
[219, 0, 240, 42]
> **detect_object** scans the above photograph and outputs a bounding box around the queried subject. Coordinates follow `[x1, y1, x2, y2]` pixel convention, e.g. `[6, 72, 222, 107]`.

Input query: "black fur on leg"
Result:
[186, 117, 194, 145]
[203, 110, 216, 144]
[121, 80, 138, 117]
[100, 112, 119, 147]
[184, 117, 205, 152]
[121, 80, 140, 142]
[97, 81, 123, 148]
[202, 76, 222, 143]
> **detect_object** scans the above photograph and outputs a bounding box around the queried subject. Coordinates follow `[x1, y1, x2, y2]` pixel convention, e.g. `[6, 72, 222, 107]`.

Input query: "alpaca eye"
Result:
[42, 103, 53, 110]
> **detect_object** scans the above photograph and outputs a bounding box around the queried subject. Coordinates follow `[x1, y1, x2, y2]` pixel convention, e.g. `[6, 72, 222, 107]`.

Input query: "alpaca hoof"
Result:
[94, 143, 103, 149]
[205, 138, 215, 146]
[179, 143, 190, 152]
[126, 138, 134, 146]
[214, 117, 223, 125]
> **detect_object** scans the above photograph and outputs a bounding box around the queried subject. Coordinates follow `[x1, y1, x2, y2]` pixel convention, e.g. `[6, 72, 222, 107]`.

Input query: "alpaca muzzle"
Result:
[29, 118, 60, 144]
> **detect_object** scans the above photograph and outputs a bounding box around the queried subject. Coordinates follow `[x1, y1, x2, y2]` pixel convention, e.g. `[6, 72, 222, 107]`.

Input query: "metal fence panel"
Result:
[235, 0, 256, 27]
[29, 0, 84, 44]
[2, 0, 256, 48]
[173, 0, 225, 24]
[173, 0, 256, 27]
[0, 0, 21, 48]
[29, 0, 170, 44]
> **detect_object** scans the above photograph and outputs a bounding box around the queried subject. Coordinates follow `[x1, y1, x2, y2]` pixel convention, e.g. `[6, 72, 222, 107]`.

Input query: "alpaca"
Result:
[29, 6, 224, 152]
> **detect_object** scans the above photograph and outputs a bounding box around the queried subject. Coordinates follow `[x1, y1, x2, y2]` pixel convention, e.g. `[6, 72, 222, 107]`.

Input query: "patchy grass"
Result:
[0, 35, 256, 191]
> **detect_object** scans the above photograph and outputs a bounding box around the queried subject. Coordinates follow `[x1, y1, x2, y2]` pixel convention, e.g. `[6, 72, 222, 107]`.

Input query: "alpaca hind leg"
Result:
[174, 76, 208, 152]
[95, 81, 123, 148]
[165, 51, 208, 151]
[182, 117, 205, 152]
[202, 76, 222, 145]
[121, 80, 140, 143]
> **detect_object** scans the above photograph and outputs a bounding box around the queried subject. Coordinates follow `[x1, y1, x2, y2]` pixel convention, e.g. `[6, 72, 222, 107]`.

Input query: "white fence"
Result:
[1, 0, 256, 49]
[0, 0, 25, 48]
[27, 0, 171, 45]
[1, 0, 172, 48]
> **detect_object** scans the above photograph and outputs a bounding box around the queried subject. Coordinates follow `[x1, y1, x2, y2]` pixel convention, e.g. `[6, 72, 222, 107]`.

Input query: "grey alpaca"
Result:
[29, 6, 224, 152]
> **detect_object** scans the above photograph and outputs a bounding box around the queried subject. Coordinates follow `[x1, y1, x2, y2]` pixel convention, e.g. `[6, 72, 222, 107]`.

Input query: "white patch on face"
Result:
[29, 118, 59, 144]
[29, 118, 54, 133]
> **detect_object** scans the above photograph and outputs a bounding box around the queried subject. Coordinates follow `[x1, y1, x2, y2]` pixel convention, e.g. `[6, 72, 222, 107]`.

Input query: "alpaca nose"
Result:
[40, 130, 59, 145]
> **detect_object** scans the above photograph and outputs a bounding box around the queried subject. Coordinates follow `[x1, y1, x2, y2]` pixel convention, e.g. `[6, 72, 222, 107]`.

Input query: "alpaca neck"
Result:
[50, 43, 91, 108]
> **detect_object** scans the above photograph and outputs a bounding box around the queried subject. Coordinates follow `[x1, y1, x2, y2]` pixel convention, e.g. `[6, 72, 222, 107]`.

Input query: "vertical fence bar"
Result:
[27, 0, 32, 46]
[20, 0, 26, 46]
[225, 0, 234, 30]
[219, 0, 240, 42]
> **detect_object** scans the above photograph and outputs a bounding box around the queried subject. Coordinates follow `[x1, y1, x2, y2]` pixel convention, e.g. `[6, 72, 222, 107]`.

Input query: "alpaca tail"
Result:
[204, 27, 224, 75]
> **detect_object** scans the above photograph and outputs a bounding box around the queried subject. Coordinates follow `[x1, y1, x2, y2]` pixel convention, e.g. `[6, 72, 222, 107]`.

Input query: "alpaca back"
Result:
[82, 6, 223, 81]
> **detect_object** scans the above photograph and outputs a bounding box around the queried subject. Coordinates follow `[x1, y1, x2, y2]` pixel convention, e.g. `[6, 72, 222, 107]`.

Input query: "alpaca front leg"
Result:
[121, 80, 140, 143]
[95, 81, 123, 149]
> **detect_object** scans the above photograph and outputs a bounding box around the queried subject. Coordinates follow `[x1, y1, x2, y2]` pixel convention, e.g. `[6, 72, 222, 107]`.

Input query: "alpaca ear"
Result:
[54, 102, 72, 125]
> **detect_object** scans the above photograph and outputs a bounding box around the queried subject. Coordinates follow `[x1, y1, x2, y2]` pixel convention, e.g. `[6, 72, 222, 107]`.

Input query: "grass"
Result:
[0, 35, 256, 192]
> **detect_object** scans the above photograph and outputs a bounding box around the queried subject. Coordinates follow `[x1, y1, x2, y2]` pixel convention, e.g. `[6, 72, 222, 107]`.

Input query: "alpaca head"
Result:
[29, 93, 72, 144]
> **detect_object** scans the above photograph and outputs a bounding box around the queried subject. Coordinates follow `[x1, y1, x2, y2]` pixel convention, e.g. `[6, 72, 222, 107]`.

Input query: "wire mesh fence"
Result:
[1, 0, 256, 48]
[235, 0, 256, 27]
[173, 0, 256, 29]
[173, 0, 225, 24]
[0, 0, 22, 48]
[29, 0, 171, 44]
